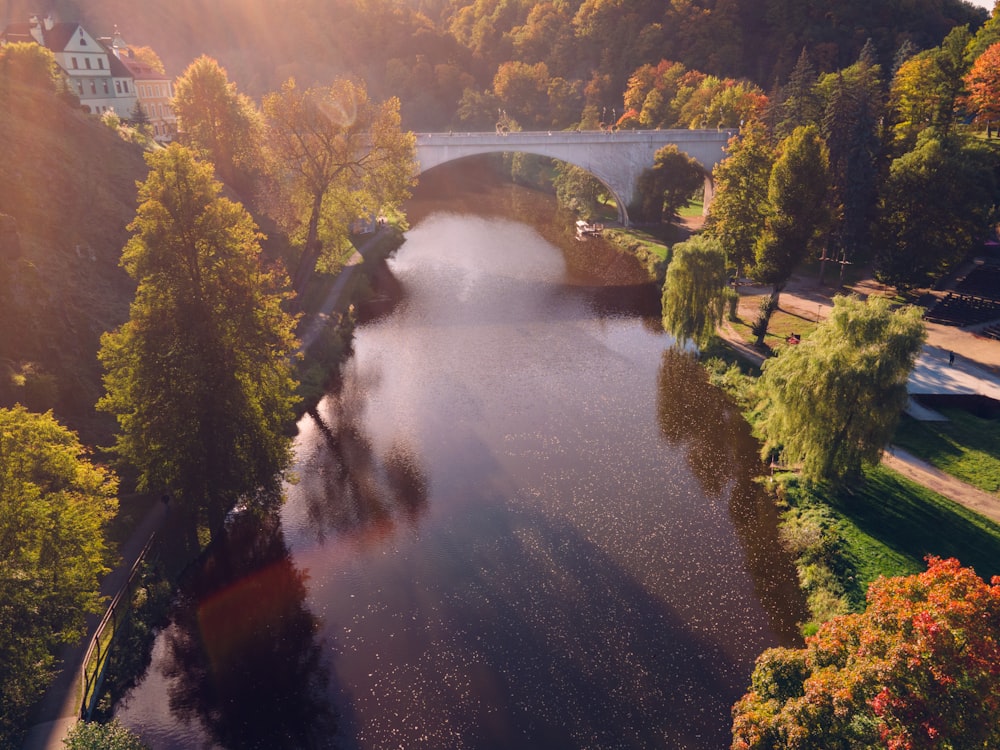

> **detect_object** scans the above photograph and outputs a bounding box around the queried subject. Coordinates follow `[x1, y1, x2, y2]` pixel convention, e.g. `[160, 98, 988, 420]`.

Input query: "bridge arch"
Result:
[413, 129, 733, 226]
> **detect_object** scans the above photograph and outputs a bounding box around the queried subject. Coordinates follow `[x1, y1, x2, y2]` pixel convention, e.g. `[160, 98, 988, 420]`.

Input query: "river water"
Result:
[116, 162, 805, 749]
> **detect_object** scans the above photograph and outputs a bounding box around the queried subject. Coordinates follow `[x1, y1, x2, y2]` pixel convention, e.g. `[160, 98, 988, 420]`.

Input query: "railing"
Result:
[80, 533, 157, 719]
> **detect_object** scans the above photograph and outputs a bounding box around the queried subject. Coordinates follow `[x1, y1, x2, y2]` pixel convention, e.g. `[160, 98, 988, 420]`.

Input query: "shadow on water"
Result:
[148, 511, 342, 750]
[657, 348, 808, 644]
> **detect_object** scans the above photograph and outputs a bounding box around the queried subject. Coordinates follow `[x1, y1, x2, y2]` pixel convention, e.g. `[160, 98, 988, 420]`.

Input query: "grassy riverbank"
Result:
[892, 409, 1000, 494]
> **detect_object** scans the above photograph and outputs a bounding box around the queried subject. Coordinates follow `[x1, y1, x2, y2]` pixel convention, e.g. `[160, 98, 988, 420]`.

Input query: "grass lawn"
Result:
[728, 294, 821, 354]
[892, 410, 1000, 495]
[824, 465, 1000, 590]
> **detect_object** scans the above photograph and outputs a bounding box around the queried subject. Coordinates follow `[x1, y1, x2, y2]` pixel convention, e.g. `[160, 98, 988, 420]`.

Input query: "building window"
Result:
[71, 57, 78, 69]
[123, 81, 129, 93]
[90, 81, 96, 94]
[116, 81, 122, 93]
[103, 80, 109, 94]
[76, 81, 83, 94]
[85, 58, 91, 69]
[79, 35, 87, 45]
[98, 58, 104, 69]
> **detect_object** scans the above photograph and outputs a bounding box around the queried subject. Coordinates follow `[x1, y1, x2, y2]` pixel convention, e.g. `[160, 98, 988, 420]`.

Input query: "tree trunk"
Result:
[292, 192, 325, 297]
[753, 284, 784, 347]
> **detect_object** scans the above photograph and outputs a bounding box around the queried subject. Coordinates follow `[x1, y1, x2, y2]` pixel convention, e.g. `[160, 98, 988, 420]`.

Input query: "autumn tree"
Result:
[751, 124, 830, 346]
[661, 235, 729, 349]
[172, 56, 263, 194]
[98, 145, 299, 532]
[752, 295, 925, 487]
[552, 163, 606, 217]
[874, 130, 998, 291]
[963, 41, 1000, 134]
[706, 120, 774, 278]
[262, 78, 416, 295]
[732, 557, 1000, 750]
[0, 406, 117, 746]
[633, 144, 704, 224]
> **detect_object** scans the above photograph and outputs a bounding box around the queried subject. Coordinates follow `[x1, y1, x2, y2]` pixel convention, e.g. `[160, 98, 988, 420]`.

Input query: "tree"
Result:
[98, 145, 299, 531]
[752, 295, 925, 487]
[963, 41, 1000, 133]
[706, 120, 774, 278]
[633, 144, 704, 224]
[732, 557, 1000, 750]
[818, 47, 885, 280]
[0, 406, 117, 746]
[0, 41, 60, 96]
[262, 78, 416, 296]
[773, 48, 821, 138]
[171, 56, 263, 194]
[751, 124, 830, 346]
[874, 130, 998, 291]
[64, 720, 150, 750]
[661, 235, 729, 349]
[552, 162, 606, 217]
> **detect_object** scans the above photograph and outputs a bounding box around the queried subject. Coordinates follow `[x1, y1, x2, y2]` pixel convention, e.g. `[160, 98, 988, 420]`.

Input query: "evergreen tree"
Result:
[874, 131, 998, 291]
[98, 145, 299, 532]
[819, 47, 885, 280]
[752, 295, 925, 486]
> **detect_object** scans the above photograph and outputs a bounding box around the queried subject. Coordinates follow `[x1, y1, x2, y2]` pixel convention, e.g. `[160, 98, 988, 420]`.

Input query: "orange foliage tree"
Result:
[964, 41, 1000, 130]
[732, 557, 1000, 750]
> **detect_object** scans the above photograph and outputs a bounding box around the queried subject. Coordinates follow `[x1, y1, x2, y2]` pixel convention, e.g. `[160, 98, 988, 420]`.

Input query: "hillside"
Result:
[0, 88, 147, 443]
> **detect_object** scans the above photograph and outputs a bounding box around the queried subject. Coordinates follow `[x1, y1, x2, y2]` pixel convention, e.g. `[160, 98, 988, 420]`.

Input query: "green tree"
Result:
[733, 557, 1000, 750]
[818, 47, 885, 280]
[171, 56, 263, 194]
[661, 235, 729, 349]
[706, 120, 775, 277]
[0, 406, 117, 746]
[874, 130, 998, 291]
[262, 78, 416, 296]
[752, 295, 925, 486]
[633, 144, 704, 224]
[552, 162, 605, 217]
[98, 145, 299, 531]
[773, 48, 821, 138]
[752, 124, 830, 346]
[64, 720, 150, 750]
[0, 41, 60, 95]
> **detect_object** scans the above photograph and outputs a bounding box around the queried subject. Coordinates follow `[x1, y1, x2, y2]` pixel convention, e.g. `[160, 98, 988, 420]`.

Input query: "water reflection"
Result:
[147, 512, 336, 749]
[657, 348, 807, 642]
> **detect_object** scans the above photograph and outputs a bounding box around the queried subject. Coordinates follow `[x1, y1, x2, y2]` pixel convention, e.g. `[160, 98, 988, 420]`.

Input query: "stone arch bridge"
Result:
[414, 129, 735, 226]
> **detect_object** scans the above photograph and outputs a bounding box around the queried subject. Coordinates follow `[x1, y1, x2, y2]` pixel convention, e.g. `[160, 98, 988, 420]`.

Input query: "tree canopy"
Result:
[732, 557, 1000, 750]
[98, 145, 299, 530]
[752, 124, 830, 345]
[0, 406, 118, 746]
[752, 295, 926, 487]
[262, 78, 416, 295]
[171, 56, 263, 194]
[661, 235, 729, 350]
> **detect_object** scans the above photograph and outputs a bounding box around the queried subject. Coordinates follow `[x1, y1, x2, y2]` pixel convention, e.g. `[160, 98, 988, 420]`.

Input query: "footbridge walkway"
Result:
[414, 129, 735, 226]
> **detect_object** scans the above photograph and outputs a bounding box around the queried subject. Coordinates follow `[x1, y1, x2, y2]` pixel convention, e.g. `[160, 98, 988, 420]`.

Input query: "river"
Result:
[116, 160, 806, 749]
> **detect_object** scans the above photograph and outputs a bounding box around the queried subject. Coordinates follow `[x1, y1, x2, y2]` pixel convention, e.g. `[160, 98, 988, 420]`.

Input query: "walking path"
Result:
[20, 500, 168, 750]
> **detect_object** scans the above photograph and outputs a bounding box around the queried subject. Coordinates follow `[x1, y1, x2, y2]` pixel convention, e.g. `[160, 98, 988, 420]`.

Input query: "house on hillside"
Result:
[101, 28, 177, 141]
[0, 16, 137, 115]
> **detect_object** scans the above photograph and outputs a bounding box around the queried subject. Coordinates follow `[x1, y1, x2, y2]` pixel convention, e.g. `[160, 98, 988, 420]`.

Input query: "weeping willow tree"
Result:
[751, 295, 925, 487]
[661, 235, 729, 349]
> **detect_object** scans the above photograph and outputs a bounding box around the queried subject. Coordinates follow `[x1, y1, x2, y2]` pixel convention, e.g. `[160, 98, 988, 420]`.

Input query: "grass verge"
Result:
[892, 409, 1000, 494]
